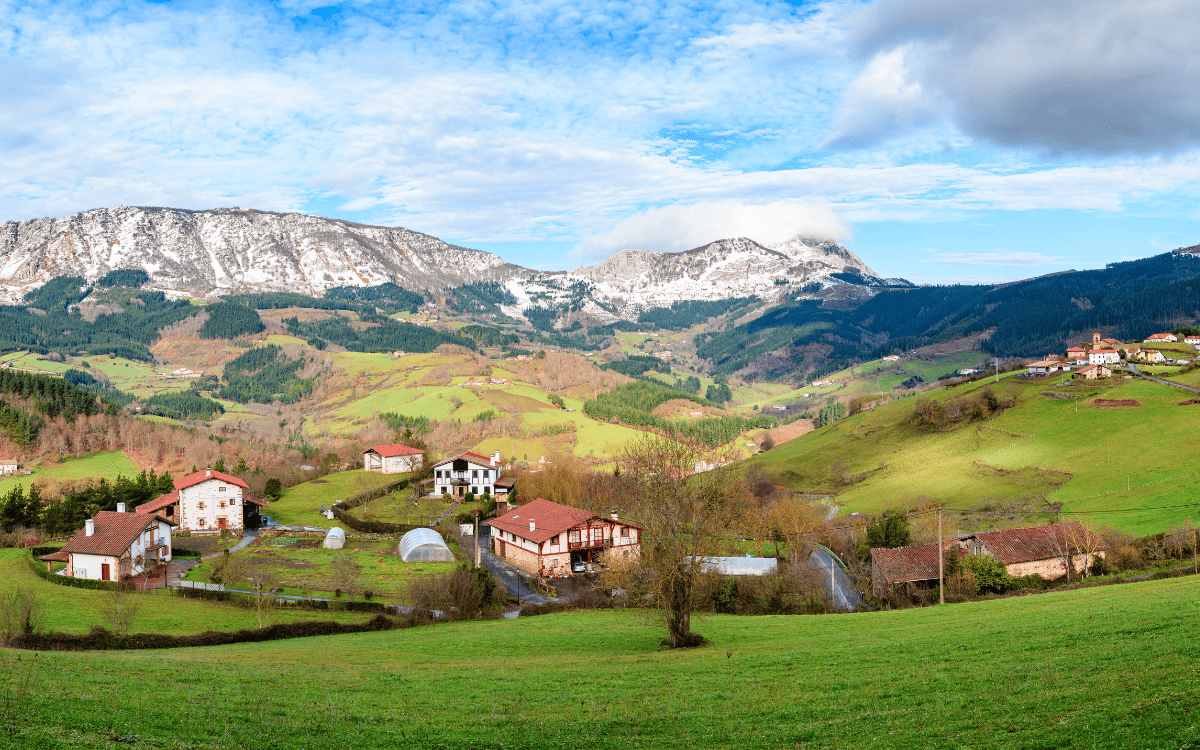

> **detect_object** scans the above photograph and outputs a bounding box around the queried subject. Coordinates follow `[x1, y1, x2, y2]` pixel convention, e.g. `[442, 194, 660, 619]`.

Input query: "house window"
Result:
[219, 486, 226, 492]
[551, 535, 560, 545]
[569, 530, 581, 544]
[436, 470, 442, 479]
[472, 470, 478, 478]
[219, 501, 225, 509]
[230, 498, 237, 506]
[199, 518, 206, 527]
[621, 527, 629, 537]
[198, 502, 205, 510]
[471, 486, 478, 495]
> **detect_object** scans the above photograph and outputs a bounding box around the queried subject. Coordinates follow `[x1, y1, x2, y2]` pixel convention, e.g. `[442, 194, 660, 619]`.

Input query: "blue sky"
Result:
[2, 0, 1199, 282]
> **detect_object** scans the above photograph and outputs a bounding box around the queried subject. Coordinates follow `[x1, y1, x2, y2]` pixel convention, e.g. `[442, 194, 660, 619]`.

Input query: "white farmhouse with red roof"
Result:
[432, 450, 514, 499]
[40, 507, 175, 582]
[361, 444, 425, 474]
[1088, 349, 1120, 365]
[1146, 333, 1178, 343]
[135, 467, 268, 534]
[488, 498, 642, 576]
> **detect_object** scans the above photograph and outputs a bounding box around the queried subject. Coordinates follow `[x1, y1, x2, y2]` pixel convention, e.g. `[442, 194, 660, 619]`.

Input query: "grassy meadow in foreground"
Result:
[4, 575, 1199, 749]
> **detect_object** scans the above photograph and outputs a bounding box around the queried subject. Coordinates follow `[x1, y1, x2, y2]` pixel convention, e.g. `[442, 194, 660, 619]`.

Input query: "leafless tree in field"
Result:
[100, 582, 139, 636]
[605, 435, 751, 648]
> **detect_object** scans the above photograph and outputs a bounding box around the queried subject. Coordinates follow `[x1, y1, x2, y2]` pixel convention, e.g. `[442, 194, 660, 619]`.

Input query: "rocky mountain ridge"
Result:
[0, 206, 528, 302]
[0, 206, 888, 318]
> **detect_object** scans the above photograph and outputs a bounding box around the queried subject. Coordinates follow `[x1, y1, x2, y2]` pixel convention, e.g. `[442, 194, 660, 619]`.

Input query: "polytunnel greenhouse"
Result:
[323, 527, 346, 550]
[399, 528, 455, 562]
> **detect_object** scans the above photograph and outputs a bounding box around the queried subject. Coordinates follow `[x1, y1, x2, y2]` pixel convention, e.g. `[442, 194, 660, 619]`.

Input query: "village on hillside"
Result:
[1024, 331, 1200, 379]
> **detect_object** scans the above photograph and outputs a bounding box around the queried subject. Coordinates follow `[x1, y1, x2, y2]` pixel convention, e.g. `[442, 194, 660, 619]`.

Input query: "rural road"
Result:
[1127, 363, 1200, 393]
[807, 545, 866, 612]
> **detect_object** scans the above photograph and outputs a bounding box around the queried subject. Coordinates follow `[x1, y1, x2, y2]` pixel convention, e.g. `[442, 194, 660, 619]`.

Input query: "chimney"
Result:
[85, 519, 94, 536]
[206, 468, 212, 477]
[117, 502, 126, 513]
[610, 511, 618, 521]
[492, 450, 501, 465]
[529, 521, 536, 532]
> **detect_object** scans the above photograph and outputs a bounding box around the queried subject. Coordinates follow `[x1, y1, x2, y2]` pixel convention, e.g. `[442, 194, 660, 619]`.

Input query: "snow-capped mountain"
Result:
[0, 206, 529, 302]
[549, 236, 881, 317]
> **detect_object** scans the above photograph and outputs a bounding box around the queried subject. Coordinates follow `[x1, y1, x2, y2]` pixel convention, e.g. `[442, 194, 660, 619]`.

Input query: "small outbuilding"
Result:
[323, 527, 346, 550]
[398, 528, 455, 562]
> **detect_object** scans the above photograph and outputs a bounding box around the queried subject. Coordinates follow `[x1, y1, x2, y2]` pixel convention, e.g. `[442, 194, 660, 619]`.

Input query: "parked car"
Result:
[572, 561, 587, 573]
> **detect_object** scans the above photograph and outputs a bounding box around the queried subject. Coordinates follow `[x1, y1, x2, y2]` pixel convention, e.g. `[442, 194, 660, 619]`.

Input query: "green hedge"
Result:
[172, 547, 203, 558]
[336, 478, 410, 511]
[173, 586, 391, 614]
[8, 614, 401, 651]
[24, 550, 121, 591]
[330, 506, 423, 535]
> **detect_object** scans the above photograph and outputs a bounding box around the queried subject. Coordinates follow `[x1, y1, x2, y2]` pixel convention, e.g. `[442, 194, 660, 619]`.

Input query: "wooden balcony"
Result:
[567, 539, 612, 551]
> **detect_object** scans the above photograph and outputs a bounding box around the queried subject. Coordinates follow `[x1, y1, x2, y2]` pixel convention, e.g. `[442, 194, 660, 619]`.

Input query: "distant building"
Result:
[432, 451, 513, 498]
[362, 444, 425, 474]
[1185, 336, 1200, 346]
[136, 468, 268, 534]
[0, 460, 19, 474]
[1073, 364, 1112, 380]
[488, 498, 642, 576]
[1146, 333, 1178, 342]
[40, 508, 175, 582]
[1088, 349, 1120, 365]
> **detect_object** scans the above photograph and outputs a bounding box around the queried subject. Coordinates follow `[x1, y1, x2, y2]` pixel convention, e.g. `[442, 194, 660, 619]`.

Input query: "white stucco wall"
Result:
[434, 459, 496, 496]
[178, 478, 244, 533]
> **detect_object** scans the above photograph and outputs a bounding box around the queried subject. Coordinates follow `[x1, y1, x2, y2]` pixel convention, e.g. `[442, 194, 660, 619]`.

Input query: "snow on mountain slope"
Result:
[0, 206, 530, 302]
[559, 236, 879, 316]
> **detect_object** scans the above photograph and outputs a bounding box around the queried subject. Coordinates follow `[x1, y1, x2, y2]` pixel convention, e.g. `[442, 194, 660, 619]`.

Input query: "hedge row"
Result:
[330, 505, 424, 535]
[7, 614, 401, 651]
[336, 478, 410, 511]
[24, 551, 121, 591]
[173, 586, 391, 613]
[172, 547, 203, 558]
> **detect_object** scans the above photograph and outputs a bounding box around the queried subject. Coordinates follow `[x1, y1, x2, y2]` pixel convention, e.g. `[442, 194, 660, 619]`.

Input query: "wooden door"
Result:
[498, 540, 506, 557]
[101, 563, 110, 581]
[218, 517, 228, 529]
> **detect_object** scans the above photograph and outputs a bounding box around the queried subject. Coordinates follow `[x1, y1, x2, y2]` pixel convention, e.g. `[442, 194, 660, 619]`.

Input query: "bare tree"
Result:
[244, 558, 279, 628]
[330, 553, 363, 602]
[765, 498, 826, 565]
[606, 435, 751, 648]
[100, 582, 139, 636]
[0, 587, 44, 640]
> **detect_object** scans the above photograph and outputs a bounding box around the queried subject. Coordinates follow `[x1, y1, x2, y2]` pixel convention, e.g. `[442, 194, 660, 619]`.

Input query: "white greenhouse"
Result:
[323, 527, 346, 550]
[398, 528, 455, 562]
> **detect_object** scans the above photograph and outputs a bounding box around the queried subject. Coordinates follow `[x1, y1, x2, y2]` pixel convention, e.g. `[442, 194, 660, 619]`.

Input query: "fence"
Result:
[178, 580, 224, 592]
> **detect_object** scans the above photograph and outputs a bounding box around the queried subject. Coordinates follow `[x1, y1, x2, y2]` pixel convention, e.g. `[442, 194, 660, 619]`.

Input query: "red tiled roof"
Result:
[964, 522, 1107, 565]
[243, 494, 270, 508]
[39, 549, 69, 563]
[56, 511, 164, 557]
[136, 490, 179, 515]
[1146, 333, 1174, 340]
[489, 498, 600, 544]
[493, 476, 516, 487]
[871, 543, 957, 584]
[174, 468, 249, 491]
[1091, 349, 1119, 355]
[362, 444, 426, 457]
[432, 451, 495, 468]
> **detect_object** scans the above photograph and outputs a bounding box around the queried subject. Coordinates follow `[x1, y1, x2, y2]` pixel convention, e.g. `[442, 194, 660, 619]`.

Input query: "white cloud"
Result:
[575, 201, 850, 260]
[924, 250, 1063, 267]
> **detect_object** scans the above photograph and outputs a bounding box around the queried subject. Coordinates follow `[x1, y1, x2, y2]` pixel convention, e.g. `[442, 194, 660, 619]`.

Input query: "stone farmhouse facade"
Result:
[136, 468, 268, 534]
[431, 451, 514, 498]
[41, 508, 174, 582]
[871, 521, 1107, 596]
[1073, 364, 1112, 380]
[488, 498, 643, 577]
[362, 444, 425, 474]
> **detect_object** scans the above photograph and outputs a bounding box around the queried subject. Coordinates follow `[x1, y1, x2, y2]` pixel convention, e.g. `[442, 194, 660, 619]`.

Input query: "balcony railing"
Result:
[567, 539, 612, 551]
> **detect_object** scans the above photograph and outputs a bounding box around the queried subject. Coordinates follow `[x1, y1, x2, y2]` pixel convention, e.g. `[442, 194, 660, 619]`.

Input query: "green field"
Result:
[267, 470, 400, 527]
[5, 575, 1199, 748]
[0, 549, 371, 635]
[0, 451, 139, 495]
[753, 374, 1200, 534]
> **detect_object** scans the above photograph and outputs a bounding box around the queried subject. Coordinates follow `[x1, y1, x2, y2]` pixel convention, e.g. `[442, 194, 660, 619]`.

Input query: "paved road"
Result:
[1127, 363, 1200, 393]
[807, 545, 866, 612]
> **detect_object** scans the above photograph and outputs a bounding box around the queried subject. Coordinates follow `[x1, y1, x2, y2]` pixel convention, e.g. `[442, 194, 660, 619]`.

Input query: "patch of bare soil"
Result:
[761, 419, 813, 448]
[1178, 398, 1200, 406]
[1091, 398, 1142, 407]
[651, 399, 728, 419]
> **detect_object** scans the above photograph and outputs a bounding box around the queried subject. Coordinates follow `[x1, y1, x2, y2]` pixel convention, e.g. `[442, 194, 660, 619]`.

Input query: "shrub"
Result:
[334, 588, 343, 598]
[962, 554, 1013, 594]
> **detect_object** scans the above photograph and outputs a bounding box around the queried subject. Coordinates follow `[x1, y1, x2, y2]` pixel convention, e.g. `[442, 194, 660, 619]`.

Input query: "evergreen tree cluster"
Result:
[815, 401, 847, 428]
[282, 314, 475, 353]
[0, 367, 103, 420]
[600, 355, 670, 378]
[216, 344, 312, 404]
[198, 303, 266, 339]
[144, 390, 225, 420]
[0, 287, 199, 361]
[97, 269, 150, 288]
[582, 381, 773, 447]
[0, 400, 41, 446]
[636, 297, 758, 330]
[63, 369, 134, 408]
[705, 381, 733, 404]
[0, 470, 175, 536]
[324, 282, 424, 314]
[450, 281, 517, 315]
[380, 412, 433, 435]
[459, 325, 519, 347]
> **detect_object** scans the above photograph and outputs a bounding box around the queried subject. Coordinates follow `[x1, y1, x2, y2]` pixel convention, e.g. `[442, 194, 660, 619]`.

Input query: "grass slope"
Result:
[0, 451, 139, 495]
[5, 576, 1199, 748]
[754, 374, 1200, 534]
[266, 470, 399, 527]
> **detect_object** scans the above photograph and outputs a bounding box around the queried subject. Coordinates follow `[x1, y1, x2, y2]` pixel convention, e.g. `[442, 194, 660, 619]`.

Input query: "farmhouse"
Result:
[957, 522, 1107, 578]
[1066, 346, 1087, 357]
[136, 468, 268, 534]
[1025, 359, 1069, 375]
[870, 542, 959, 597]
[40, 507, 174, 582]
[361, 444, 425, 474]
[1146, 333, 1178, 343]
[488, 498, 643, 576]
[431, 451, 515, 498]
[1088, 349, 1120, 365]
[0, 459, 19, 474]
[1073, 364, 1112, 380]
[1186, 336, 1200, 345]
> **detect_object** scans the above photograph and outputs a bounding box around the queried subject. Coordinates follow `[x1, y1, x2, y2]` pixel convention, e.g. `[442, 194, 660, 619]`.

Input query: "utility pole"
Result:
[474, 510, 482, 568]
[938, 510, 945, 605]
[994, 357, 1000, 382]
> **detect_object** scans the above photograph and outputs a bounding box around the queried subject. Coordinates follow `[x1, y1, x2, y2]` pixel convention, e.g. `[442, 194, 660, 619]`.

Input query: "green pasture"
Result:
[0, 549, 371, 635]
[0, 351, 74, 374]
[181, 537, 461, 602]
[352, 492, 464, 526]
[6, 576, 1200, 748]
[753, 374, 1200, 534]
[267, 470, 399, 527]
[0, 451, 139, 495]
